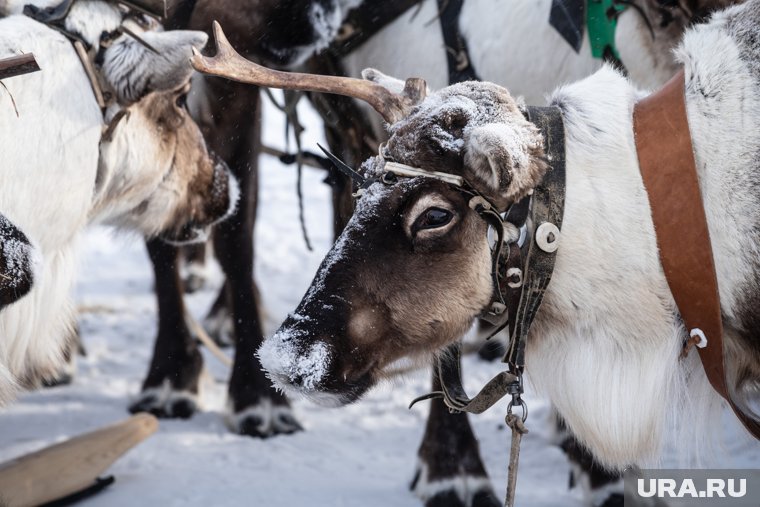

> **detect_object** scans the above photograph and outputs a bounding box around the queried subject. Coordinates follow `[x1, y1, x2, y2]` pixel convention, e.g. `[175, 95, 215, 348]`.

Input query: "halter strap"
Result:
[409, 105, 567, 414]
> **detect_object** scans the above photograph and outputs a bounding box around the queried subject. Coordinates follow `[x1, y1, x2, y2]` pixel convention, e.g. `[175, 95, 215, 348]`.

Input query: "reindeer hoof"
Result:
[470, 490, 502, 507]
[129, 382, 199, 419]
[226, 401, 303, 438]
[599, 493, 624, 507]
[412, 463, 498, 507]
[422, 488, 500, 507]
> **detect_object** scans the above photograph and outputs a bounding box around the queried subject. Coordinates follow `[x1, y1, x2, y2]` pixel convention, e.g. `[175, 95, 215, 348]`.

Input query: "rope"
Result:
[0, 81, 18, 117]
[184, 312, 233, 369]
[504, 413, 528, 507]
[264, 88, 313, 251]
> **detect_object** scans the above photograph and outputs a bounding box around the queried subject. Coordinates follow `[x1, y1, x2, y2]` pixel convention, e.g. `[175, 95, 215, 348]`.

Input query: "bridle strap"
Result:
[410, 105, 567, 415]
[24, 0, 138, 140]
[504, 105, 566, 367]
[437, 0, 480, 84]
[409, 342, 518, 414]
[329, 0, 424, 58]
[634, 70, 760, 439]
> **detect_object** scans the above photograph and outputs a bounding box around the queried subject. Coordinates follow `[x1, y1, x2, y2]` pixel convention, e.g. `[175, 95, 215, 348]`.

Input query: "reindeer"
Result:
[129, 1, 738, 505]
[127, 0, 367, 431]
[0, 0, 236, 403]
[192, 0, 760, 503]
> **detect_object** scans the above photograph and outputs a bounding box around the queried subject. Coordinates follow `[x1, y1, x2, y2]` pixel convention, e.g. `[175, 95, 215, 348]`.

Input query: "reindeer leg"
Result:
[201, 79, 300, 437]
[555, 413, 624, 507]
[410, 363, 500, 507]
[129, 238, 202, 419]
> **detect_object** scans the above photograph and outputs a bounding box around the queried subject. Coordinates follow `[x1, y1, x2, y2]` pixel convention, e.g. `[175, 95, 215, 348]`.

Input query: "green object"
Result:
[586, 0, 627, 60]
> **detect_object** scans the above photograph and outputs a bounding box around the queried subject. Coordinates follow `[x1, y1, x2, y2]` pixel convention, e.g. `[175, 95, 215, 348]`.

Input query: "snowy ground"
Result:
[0, 95, 758, 507]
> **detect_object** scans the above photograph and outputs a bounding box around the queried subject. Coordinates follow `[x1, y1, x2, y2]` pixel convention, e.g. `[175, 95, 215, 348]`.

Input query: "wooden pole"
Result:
[0, 414, 158, 507]
[0, 54, 40, 81]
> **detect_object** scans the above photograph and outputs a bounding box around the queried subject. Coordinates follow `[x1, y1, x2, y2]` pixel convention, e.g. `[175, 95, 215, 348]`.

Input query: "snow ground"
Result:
[0, 95, 758, 507]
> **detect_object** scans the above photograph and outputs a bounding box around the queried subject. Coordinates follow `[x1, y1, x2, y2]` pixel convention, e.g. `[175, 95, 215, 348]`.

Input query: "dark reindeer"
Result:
[129, 0, 362, 432]
[193, 0, 760, 500]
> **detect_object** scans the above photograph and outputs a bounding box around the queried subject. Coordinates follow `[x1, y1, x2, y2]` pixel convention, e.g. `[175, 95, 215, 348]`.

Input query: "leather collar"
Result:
[634, 70, 760, 439]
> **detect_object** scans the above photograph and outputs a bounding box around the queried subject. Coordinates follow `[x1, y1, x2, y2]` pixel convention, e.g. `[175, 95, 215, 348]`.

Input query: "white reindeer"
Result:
[0, 0, 238, 403]
[337, 0, 736, 121]
[191, 0, 760, 474]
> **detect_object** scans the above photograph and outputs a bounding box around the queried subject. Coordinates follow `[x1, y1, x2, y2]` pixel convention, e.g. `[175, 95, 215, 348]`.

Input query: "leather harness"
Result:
[329, 0, 481, 86]
[634, 70, 760, 440]
[22, 0, 165, 137]
[408, 106, 567, 420]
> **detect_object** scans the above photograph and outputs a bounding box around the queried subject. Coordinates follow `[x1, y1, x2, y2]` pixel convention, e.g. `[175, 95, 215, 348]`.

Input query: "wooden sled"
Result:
[0, 414, 158, 507]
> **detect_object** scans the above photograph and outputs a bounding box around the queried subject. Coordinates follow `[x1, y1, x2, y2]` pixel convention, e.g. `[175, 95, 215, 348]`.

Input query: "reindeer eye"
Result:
[176, 93, 188, 109]
[415, 207, 452, 231]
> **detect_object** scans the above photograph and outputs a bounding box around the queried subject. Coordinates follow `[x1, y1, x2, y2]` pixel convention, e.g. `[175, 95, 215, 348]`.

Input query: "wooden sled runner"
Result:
[0, 414, 158, 507]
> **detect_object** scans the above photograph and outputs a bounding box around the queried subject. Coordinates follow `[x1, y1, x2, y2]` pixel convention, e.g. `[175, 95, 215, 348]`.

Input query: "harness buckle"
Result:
[506, 370, 528, 423]
[489, 301, 507, 316]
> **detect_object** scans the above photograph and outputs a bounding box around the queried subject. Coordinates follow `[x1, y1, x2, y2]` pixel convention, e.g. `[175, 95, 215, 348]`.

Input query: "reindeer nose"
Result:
[206, 157, 238, 222]
[258, 331, 333, 392]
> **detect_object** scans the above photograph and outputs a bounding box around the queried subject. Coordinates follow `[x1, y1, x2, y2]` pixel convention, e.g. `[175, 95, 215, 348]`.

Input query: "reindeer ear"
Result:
[102, 30, 209, 104]
[463, 121, 547, 206]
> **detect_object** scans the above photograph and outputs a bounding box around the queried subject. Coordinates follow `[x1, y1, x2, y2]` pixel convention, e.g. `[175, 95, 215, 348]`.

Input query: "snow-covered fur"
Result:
[262, 0, 760, 469]
[0, 2, 236, 403]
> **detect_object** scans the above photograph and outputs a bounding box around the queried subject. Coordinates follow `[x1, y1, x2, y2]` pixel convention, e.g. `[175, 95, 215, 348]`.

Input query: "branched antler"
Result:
[191, 21, 427, 124]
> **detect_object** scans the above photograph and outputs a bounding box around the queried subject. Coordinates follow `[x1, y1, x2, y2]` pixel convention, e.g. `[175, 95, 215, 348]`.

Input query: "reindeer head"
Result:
[618, 0, 741, 88]
[191, 24, 547, 404]
[92, 22, 237, 243]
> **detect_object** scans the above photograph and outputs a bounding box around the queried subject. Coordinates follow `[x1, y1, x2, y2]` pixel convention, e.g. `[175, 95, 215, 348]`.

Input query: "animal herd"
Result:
[1, 0, 759, 506]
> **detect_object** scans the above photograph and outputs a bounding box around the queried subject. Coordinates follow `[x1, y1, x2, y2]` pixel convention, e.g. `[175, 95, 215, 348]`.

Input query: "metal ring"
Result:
[506, 267, 523, 288]
[507, 399, 529, 423]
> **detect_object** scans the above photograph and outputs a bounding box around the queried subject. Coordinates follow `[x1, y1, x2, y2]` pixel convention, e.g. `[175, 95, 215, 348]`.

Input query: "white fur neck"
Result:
[525, 66, 724, 469]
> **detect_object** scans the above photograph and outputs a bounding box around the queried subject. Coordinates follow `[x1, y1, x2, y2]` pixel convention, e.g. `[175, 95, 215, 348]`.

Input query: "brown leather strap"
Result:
[634, 70, 760, 439]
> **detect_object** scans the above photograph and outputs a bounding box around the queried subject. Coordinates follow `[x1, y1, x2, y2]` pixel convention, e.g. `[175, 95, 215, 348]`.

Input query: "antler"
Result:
[191, 21, 427, 124]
